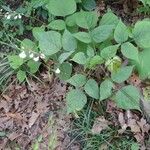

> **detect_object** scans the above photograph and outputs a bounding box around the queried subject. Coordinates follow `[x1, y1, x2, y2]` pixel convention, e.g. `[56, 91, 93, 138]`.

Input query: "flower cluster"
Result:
[19, 47, 46, 62]
[4, 11, 22, 20]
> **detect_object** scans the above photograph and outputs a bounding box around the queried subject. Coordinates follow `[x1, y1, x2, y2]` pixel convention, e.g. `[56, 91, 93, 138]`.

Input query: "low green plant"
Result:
[2, 0, 150, 115]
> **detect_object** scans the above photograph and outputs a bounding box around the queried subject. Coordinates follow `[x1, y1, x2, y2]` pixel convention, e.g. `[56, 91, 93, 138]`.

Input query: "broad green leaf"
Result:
[48, 19, 66, 30]
[65, 13, 77, 27]
[67, 74, 86, 87]
[17, 70, 26, 82]
[62, 30, 77, 51]
[82, 0, 96, 10]
[57, 62, 72, 80]
[114, 20, 129, 43]
[66, 89, 87, 113]
[133, 48, 150, 79]
[86, 46, 95, 57]
[121, 42, 139, 61]
[38, 31, 62, 56]
[87, 55, 104, 68]
[75, 11, 98, 29]
[27, 60, 41, 74]
[111, 66, 133, 83]
[133, 21, 150, 48]
[32, 27, 45, 41]
[100, 11, 119, 26]
[73, 32, 91, 43]
[115, 85, 140, 110]
[84, 79, 99, 99]
[58, 51, 74, 63]
[8, 55, 24, 69]
[46, 0, 76, 17]
[72, 52, 87, 64]
[91, 25, 114, 43]
[21, 39, 36, 51]
[100, 79, 114, 101]
[31, 0, 48, 8]
[101, 44, 120, 60]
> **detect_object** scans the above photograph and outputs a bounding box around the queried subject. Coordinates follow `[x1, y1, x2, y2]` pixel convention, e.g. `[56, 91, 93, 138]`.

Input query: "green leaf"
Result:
[84, 79, 99, 99]
[57, 62, 72, 80]
[133, 21, 150, 48]
[27, 60, 41, 74]
[58, 51, 74, 63]
[38, 31, 62, 56]
[121, 42, 139, 61]
[8, 55, 24, 69]
[75, 11, 98, 29]
[32, 27, 45, 41]
[65, 13, 77, 27]
[111, 66, 134, 83]
[73, 32, 91, 43]
[17, 70, 26, 82]
[132, 48, 150, 79]
[46, 0, 76, 17]
[87, 55, 104, 68]
[72, 52, 87, 64]
[87, 46, 94, 57]
[115, 85, 140, 110]
[21, 39, 36, 51]
[48, 19, 66, 30]
[91, 25, 114, 43]
[62, 30, 77, 51]
[66, 89, 87, 113]
[101, 44, 120, 60]
[67, 74, 86, 87]
[100, 79, 114, 101]
[114, 20, 129, 43]
[100, 11, 119, 26]
[82, 0, 96, 11]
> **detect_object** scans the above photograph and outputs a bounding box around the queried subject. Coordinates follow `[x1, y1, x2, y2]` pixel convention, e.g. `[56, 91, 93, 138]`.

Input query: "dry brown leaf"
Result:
[2, 95, 12, 101]
[28, 111, 40, 128]
[6, 112, 24, 121]
[91, 116, 109, 134]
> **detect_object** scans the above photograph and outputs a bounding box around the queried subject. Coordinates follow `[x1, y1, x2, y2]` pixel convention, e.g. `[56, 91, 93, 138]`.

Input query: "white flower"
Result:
[6, 15, 11, 19]
[18, 14, 22, 19]
[29, 53, 34, 58]
[40, 53, 46, 59]
[0, 9, 2, 12]
[14, 15, 18, 19]
[55, 68, 60, 74]
[19, 51, 26, 59]
[21, 46, 25, 50]
[33, 56, 39, 62]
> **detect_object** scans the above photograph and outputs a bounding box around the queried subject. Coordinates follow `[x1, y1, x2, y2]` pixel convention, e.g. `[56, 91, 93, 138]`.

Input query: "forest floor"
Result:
[0, 0, 150, 150]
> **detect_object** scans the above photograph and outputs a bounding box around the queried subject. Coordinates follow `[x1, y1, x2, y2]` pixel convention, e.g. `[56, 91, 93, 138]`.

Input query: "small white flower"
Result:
[29, 53, 34, 58]
[21, 46, 25, 50]
[33, 56, 39, 62]
[55, 68, 60, 74]
[18, 14, 22, 19]
[0, 9, 3, 12]
[19, 51, 26, 59]
[6, 14, 11, 19]
[40, 53, 46, 59]
[14, 15, 18, 19]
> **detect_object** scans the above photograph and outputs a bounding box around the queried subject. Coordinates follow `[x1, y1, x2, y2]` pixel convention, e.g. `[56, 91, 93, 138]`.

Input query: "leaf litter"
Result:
[0, 77, 74, 150]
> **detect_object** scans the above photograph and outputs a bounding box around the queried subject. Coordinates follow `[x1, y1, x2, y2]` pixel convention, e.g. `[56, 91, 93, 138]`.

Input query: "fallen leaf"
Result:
[28, 111, 40, 128]
[91, 116, 109, 134]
